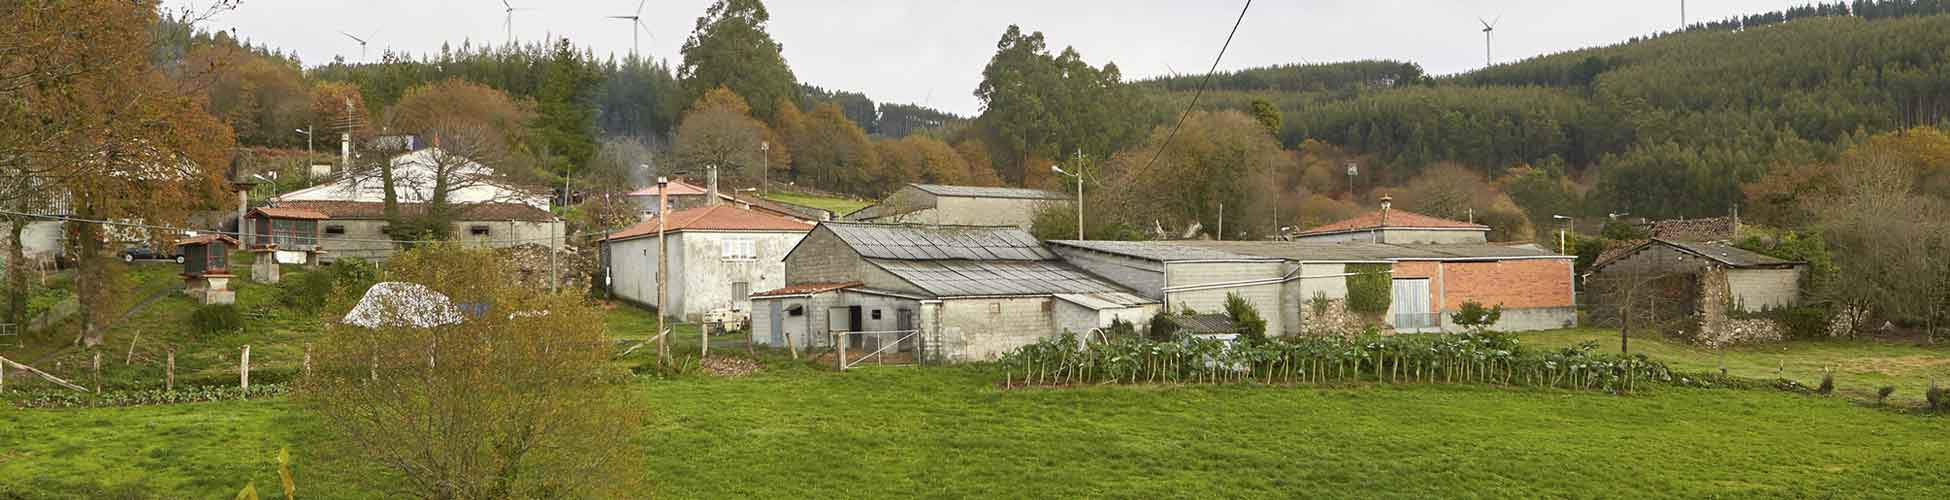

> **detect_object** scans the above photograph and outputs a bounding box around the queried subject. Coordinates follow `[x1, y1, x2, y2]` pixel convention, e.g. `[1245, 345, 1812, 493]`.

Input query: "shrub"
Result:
[1876, 385, 1895, 403]
[1147, 311, 1179, 342]
[1102, 318, 1137, 339]
[1928, 381, 1943, 411]
[278, 258, 380, 314]
[1224, 292, 1267, 343]
[189, 304, 243, 335]
[1450, 301, 1504, 333]
[1345, 264, 1392, 317]
[1776, 306, 1831, 340]
[1817, 371, 1834, 395]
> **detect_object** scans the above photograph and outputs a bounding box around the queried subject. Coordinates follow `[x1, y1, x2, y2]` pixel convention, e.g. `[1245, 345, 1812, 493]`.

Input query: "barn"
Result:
[750, 223, 1157, 362]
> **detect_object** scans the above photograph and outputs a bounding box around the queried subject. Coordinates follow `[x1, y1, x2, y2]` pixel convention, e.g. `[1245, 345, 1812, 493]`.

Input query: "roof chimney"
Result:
[1379, 195, 1393, 226]
[705, 165, 720, 206]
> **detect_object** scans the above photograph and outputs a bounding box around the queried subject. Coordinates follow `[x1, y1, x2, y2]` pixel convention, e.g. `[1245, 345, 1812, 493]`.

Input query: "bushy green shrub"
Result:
[1147, 311, 1179, 342]
[1103, 318, 1138, 339]
[1345, 264, 1392, 316]
[1224, 292, 1267, 343]
[190, 304, 243, 335]
[278, 258, 379, 313]
[1451, 301, 1504, 333]
[1876, 385, 1895, 403]
[1817, 372, 1835, 395]
[1777, 306, 1831, 340]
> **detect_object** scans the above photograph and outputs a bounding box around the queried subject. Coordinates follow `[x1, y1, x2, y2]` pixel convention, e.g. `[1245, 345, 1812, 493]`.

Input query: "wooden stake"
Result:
[125, 330, 141, 364]
[786, 331, 798, 360]
[165, 349, 175, 391]
[91, 352, 101, 393]
[1, 356, 8, 393]
[240, 345, 251, 396]
[303, 343, 312, 377]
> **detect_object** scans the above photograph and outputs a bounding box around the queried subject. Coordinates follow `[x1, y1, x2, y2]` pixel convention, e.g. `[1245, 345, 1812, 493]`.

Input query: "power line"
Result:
[1130, 0, 1253, 180]
[0, 209, 567, 246]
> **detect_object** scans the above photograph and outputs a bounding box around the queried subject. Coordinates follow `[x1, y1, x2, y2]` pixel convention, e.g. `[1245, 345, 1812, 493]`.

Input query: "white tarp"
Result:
[341, 282, 465, 329]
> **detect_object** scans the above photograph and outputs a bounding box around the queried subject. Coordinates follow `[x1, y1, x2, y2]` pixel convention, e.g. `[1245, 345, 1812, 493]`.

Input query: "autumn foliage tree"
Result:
[673, 87, 771, 180]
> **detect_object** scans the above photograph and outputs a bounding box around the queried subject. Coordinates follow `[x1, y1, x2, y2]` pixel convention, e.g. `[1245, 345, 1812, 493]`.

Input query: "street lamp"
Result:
[295, 127, 313, 158]
[1051, 164, 1083, 240]
[759, 141, 770, 196]
[1345, 161, 1359, 197]
[1552, 214, 1573, 254]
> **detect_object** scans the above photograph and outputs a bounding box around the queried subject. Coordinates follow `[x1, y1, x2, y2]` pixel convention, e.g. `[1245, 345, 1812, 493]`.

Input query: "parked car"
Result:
[120, 246, 183, 264]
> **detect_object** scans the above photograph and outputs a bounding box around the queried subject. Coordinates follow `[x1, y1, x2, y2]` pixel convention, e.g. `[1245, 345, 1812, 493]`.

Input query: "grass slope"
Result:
[763, 192, 871, 216]
[5, 366, 1947, 498]
[1523, 329, 1950, 403]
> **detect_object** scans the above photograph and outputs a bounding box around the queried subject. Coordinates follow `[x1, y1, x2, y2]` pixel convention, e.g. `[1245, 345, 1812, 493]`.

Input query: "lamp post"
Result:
[1051, 164, 1083, 240]
[295, 128, 313, 158]
[759, 141, 770, 196]
[1553, 214, 1573, 254]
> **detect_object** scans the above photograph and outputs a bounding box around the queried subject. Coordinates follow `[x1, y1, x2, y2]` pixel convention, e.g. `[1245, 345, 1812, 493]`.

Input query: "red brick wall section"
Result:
[1435, 260, 1574, 310]
[1390, 260, 1573, 312]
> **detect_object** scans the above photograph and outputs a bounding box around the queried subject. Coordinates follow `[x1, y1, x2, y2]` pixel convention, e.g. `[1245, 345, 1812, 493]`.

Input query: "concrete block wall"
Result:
[1165, 261, 1286, 335]
[1727, 267, 1801, 311]
[934, 297, 1059, 361]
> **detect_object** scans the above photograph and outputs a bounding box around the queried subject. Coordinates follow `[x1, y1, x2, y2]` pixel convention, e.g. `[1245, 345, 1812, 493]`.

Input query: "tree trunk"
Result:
[4, 213, 26, 328]
[72, 211, 107, 347]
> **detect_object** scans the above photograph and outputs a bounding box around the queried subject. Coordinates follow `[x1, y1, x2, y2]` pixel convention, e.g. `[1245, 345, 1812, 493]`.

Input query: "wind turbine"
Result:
[607, 0, 653, 57]
[1478, 15, 1501, 68]
[339, 29, 374, 61]
[502, 0, 533, 43]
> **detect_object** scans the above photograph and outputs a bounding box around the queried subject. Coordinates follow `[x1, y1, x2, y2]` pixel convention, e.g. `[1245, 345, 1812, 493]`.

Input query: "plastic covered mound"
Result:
[341, 282, 465, 329]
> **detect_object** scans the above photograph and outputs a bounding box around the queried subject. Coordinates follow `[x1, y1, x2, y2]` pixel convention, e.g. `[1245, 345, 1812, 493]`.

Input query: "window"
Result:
[786, 304, 805, 316]
[325, 225, 346, 236]
[871, 309, 882, 320]
[469, 225, 491, 236]
[731, 281, 750, 301]
[721, 239, 756, 260]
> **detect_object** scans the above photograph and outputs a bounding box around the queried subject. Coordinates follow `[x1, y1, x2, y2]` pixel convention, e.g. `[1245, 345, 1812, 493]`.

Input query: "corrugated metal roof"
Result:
[1179, 241, 1564, 261]
[1386, 243, 1563, 260]
[1049, 240, 1273, 262]
[910, 184, 1071, 200]
[824, 222, 1057, 261]
[1664, 240, 1799, 267]
[867, 258, 1147, 298]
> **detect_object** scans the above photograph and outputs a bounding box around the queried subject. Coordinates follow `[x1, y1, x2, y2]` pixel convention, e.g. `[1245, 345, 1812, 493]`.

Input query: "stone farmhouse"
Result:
[750, 223, 1157, 362]
[603, 204, 814, 321]
[1586, 238, 1807, 346]
[842, 184, 1071, 230]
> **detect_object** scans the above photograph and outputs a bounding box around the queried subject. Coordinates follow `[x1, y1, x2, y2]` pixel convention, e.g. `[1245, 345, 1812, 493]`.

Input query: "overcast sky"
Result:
[179, 0, 1797, 116]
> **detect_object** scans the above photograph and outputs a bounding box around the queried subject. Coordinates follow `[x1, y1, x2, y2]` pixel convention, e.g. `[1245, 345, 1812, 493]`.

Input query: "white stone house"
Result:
[603, 204, 814, 321]
[750, 223, 1157, 362]
[268, 147, 562, 262]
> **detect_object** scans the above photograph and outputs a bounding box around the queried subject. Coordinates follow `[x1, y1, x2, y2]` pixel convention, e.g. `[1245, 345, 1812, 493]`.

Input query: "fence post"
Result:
[165, 349, 175, 391]
[240, 345, 251, 396]
[125, 330, 140, 364]
[92, 352, 101, 393]
[303, 343, 313, 377]
[834, 332, 845, 371]
[2, 356, 8, 393]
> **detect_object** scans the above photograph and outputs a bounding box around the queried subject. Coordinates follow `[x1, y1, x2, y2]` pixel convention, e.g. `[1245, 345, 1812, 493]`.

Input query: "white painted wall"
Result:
[1728, 268, 1802, 311]
[610, 230, 806, 321]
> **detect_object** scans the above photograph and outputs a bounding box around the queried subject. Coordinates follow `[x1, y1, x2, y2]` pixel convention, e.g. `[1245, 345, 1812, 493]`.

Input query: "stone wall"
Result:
[1692, 267, 1785, 347]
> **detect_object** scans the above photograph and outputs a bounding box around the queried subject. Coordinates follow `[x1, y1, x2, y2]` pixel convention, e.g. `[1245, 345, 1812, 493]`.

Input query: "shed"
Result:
[842, 184, 1071, 230]
[246, 206, 328, 251]
[174, 234, 238, 277]
[1588, 239, 1806, 312]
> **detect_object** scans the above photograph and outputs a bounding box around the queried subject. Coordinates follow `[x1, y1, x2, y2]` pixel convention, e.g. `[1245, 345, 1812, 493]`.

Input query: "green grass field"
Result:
[1521, 329, 1950, 403]
[4, 364, 1948, 498]
[764, 192, 871, 215]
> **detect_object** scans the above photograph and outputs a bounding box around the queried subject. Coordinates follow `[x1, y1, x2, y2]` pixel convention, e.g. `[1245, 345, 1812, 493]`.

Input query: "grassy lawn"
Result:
[764, 192, 871, 215]
[1521, 328, 1950, 403]
[5, 364, 1948, 498]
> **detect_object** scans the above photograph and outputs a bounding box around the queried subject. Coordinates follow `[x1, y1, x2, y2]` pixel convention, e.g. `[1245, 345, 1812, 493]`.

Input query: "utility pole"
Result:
[760, 141, 770, 196]
[1050, 153, 1084, 240]
[655, 177, 670, 369]
[1218, 203, 1225, 241]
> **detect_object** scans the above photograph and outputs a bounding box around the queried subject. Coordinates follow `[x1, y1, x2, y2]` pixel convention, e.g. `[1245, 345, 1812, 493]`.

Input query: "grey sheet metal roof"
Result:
[1179, 240, 1566, 261]
[867, 258, 1151, 300]
[1048, 240, 1277, 262]
[1660, 239, 1802, 268]
[1385, 243, 1565, 260]
[910, 184, 1071, 200]
[825, 222, 1056, 261]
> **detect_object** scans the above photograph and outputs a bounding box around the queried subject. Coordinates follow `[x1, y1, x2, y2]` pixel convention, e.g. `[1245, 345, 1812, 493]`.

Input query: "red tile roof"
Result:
[751, 281, 863, 298]
[276, 201, 556, 222]
[175, 234, 238, 247]
[606, 204, 815, 241]
[625, 179, 710, 197]
[1295, 209, 1489, 236]
[249, 206, 330, 220]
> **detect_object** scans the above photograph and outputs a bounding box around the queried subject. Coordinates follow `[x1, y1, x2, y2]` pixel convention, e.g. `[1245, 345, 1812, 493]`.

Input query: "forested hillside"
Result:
[1138, 4, 1950, 220]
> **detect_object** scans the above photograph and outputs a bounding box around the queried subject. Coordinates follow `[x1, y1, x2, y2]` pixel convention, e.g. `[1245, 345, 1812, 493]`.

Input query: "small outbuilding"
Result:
[175, 234, 239, 305]
[1586, 238, 1807, 346]
[603, 204, 814, 321]
[841, 184, 1071, 230]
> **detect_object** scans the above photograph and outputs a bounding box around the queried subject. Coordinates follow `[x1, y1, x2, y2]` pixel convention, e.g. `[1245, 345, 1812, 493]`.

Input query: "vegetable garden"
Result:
[1000, 331, 1685, 393]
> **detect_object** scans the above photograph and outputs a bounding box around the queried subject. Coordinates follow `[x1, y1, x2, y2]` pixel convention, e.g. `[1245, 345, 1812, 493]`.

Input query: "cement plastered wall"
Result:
[607, 233, 672, 310]
[1164, 261, 1286, 335]
[671, 231, 804, 320]
[316, 219, 561, 262]
[934, 297, 1058, 361]
[783, 228, 927, 296]
[1727, 267, 1801, 311]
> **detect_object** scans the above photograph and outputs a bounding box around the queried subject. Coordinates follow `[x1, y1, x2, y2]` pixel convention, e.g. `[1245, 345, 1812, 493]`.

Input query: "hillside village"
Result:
[4, 0, 1950, 498]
